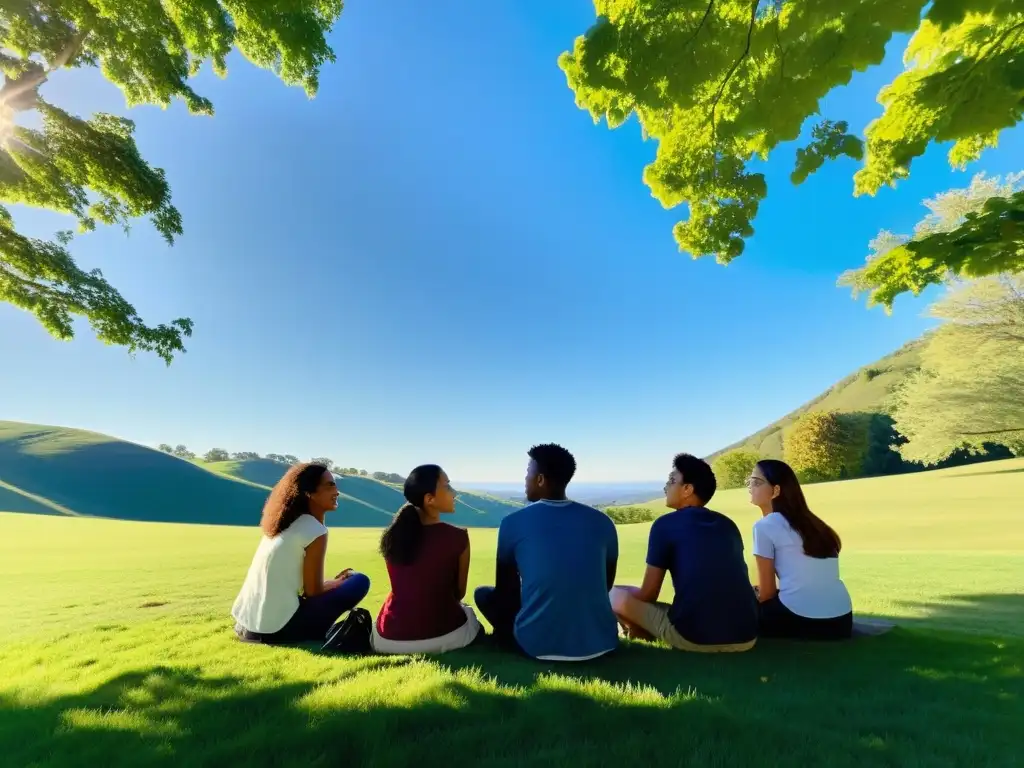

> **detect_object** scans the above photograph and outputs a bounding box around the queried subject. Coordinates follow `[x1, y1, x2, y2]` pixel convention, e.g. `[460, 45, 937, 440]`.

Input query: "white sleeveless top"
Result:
[231, 514, 328, 633]
[752, 512, 852, 619]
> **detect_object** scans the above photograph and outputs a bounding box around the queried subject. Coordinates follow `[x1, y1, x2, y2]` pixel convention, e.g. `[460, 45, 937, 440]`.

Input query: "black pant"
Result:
[474, 585, 526, 653]
[759, 595, 852, 641]
[236, 573, 371, 644]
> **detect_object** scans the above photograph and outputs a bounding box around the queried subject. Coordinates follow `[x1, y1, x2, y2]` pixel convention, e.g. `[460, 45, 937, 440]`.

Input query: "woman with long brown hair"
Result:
[372, 465, 481, 654]
[232, 463, 370, 644]
[747, 459, 853, 640]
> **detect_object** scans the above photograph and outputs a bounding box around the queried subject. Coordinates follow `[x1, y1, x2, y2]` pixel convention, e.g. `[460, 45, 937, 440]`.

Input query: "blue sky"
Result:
[2, 1, 1022, 482]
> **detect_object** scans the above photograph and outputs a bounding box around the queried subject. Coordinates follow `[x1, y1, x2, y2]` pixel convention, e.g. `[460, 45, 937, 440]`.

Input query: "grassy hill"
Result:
[710, 339, 924, 460]
[0, 458, 1021, 766]
[0, 421, 515, 528]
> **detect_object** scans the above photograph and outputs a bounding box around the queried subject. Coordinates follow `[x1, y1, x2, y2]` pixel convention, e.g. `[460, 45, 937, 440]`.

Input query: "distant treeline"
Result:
[711, 412, 1014, 490]
[155, 444, 406, 485]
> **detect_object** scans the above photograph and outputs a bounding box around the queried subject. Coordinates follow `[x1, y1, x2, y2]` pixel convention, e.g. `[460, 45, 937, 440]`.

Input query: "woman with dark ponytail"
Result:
[747, 459, 853, 640]
[372, 465, 481, 654]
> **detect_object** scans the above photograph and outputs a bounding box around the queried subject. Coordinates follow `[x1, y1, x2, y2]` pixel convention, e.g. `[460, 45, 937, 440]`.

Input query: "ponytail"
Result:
[379, 503, 424, 566]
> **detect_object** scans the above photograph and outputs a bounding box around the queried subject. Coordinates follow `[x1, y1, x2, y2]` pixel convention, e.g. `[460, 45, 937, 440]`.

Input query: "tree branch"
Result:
[0, 29, 88, 112]
[709, 0, 759, 144]
[682, 1, 716, 51]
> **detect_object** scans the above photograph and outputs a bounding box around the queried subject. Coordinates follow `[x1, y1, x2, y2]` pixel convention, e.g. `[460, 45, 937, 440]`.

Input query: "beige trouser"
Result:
[630, 598, 756, 653]
[371, 604, 481, 655]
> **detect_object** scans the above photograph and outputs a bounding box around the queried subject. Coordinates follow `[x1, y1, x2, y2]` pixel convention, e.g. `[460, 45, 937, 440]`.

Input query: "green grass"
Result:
[1, 460, 1023, 766]
[0, 421, 515, 528]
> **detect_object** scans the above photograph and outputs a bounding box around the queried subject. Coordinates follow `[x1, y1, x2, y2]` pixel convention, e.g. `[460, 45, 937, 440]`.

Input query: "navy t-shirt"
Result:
[497, 499, 619, 659]
[646, 506, 757, 645]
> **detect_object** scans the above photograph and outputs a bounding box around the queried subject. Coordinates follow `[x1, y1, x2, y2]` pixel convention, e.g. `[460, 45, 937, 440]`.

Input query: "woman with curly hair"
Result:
[232, 463, 370, 644]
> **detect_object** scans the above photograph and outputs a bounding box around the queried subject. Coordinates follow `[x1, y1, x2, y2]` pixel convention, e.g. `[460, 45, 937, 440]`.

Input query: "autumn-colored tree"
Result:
[1, 1, 344, 362]
[560, 1, 1024, 303]
[783, 411, 866, 482]
[711, 449, 761, 489]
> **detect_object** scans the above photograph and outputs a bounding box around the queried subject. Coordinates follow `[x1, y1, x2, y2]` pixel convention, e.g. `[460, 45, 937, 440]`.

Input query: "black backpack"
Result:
[322, 608, 373, 654]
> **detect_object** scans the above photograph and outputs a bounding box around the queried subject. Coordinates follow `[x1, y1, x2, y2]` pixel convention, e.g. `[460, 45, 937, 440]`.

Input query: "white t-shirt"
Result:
[231, 514, 328, 633]
[752, 512, 852, 620]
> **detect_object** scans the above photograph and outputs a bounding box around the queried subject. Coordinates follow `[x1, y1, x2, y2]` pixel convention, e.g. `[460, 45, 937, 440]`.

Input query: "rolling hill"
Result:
[709, 339, 924, 460]
[0, 421, 516, 527]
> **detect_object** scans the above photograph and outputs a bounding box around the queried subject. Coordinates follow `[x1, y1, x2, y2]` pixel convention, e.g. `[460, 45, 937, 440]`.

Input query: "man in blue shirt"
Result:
[475, 444, 619, 660]
[610, 453, 757, 652]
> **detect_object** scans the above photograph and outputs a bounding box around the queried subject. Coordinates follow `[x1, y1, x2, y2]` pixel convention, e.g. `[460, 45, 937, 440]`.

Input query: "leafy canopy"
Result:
[0, 1, 344, 363]
[842, 172, 1024, 308]
[560, 0, 1024, 297]
[892, 273, 1024, 464]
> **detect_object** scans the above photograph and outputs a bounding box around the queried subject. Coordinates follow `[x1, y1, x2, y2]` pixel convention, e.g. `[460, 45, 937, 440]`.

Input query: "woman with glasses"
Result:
[747, 460, 853, 640]
[372, 465, 481, 654]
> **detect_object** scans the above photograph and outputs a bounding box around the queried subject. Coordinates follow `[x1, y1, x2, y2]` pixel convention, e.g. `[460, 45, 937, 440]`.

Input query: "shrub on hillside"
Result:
[604, 506, 658, 524]
[783, 411, 869, 483]
[712, 450, 761, 489]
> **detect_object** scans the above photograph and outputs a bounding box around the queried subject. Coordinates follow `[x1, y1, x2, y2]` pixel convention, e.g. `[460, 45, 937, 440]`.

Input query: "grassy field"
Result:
[0, 420, 516, 527]
[1, 460, 1022, 766]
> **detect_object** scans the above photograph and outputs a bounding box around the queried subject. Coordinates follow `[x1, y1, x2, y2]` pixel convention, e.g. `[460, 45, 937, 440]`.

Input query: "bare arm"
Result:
[754, 556, 778, 602]
[633, 565, 666, 603]
[494, 549, 519, 600]
[302, 534, 333, 597]
[456, 536, 470, 601]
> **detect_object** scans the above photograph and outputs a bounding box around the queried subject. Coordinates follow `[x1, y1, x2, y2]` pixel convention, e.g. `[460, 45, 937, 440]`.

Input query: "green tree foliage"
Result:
[310, 456, 334, 471]
[265, 453, 300, 466]
[712, 449, 761, 489]
[231, 451, 260, 461]
[157, 443, 173, 454]
[842, 172, 1024, 308]
[202, 448, 229, 462]
[892, 273, 1024, 464]
[560, 1, 1024, 297]
[172, 444, 194, 460]
[603, 505, 658, 524]
[0, 1, 344, 362]
[372, 471, 405, 484]
[783, 410, 867, 482]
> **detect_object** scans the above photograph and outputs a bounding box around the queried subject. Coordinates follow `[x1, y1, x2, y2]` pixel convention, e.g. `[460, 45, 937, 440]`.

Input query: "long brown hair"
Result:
[757, 459, 841, 559]
[260, 463, 329, 537]
[379, 464, 443, 566]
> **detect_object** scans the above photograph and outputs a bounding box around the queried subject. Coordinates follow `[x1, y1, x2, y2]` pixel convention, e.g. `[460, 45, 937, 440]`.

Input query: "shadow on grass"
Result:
[940, 466, 1024, 479]
[1, 629, 1021, 767]
[871, 593, 1024, 639]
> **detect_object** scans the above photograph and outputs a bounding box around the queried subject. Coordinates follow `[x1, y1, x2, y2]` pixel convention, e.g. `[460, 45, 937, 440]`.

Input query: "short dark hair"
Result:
[528, 443, 576, 490]
[673, 453, 716, 504]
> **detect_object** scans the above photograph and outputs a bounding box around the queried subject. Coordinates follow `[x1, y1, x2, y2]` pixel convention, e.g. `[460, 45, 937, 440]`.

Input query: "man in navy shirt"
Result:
[475, 444, 619, 660]
[610, 453, 757, 652]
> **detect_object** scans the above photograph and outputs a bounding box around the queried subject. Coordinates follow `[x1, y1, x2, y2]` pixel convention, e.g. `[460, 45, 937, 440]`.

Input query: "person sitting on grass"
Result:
[747, 459, 853, 641]
[232, 463, 370, 644]
[610, 453, 758, 653]
[372, 465, 481, 654]
[475, 443, 619, 661]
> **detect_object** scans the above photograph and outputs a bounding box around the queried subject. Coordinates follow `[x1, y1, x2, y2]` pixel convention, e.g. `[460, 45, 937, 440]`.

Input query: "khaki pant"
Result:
[372, 604, 481, 655]
[633, 600, 756, 653]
